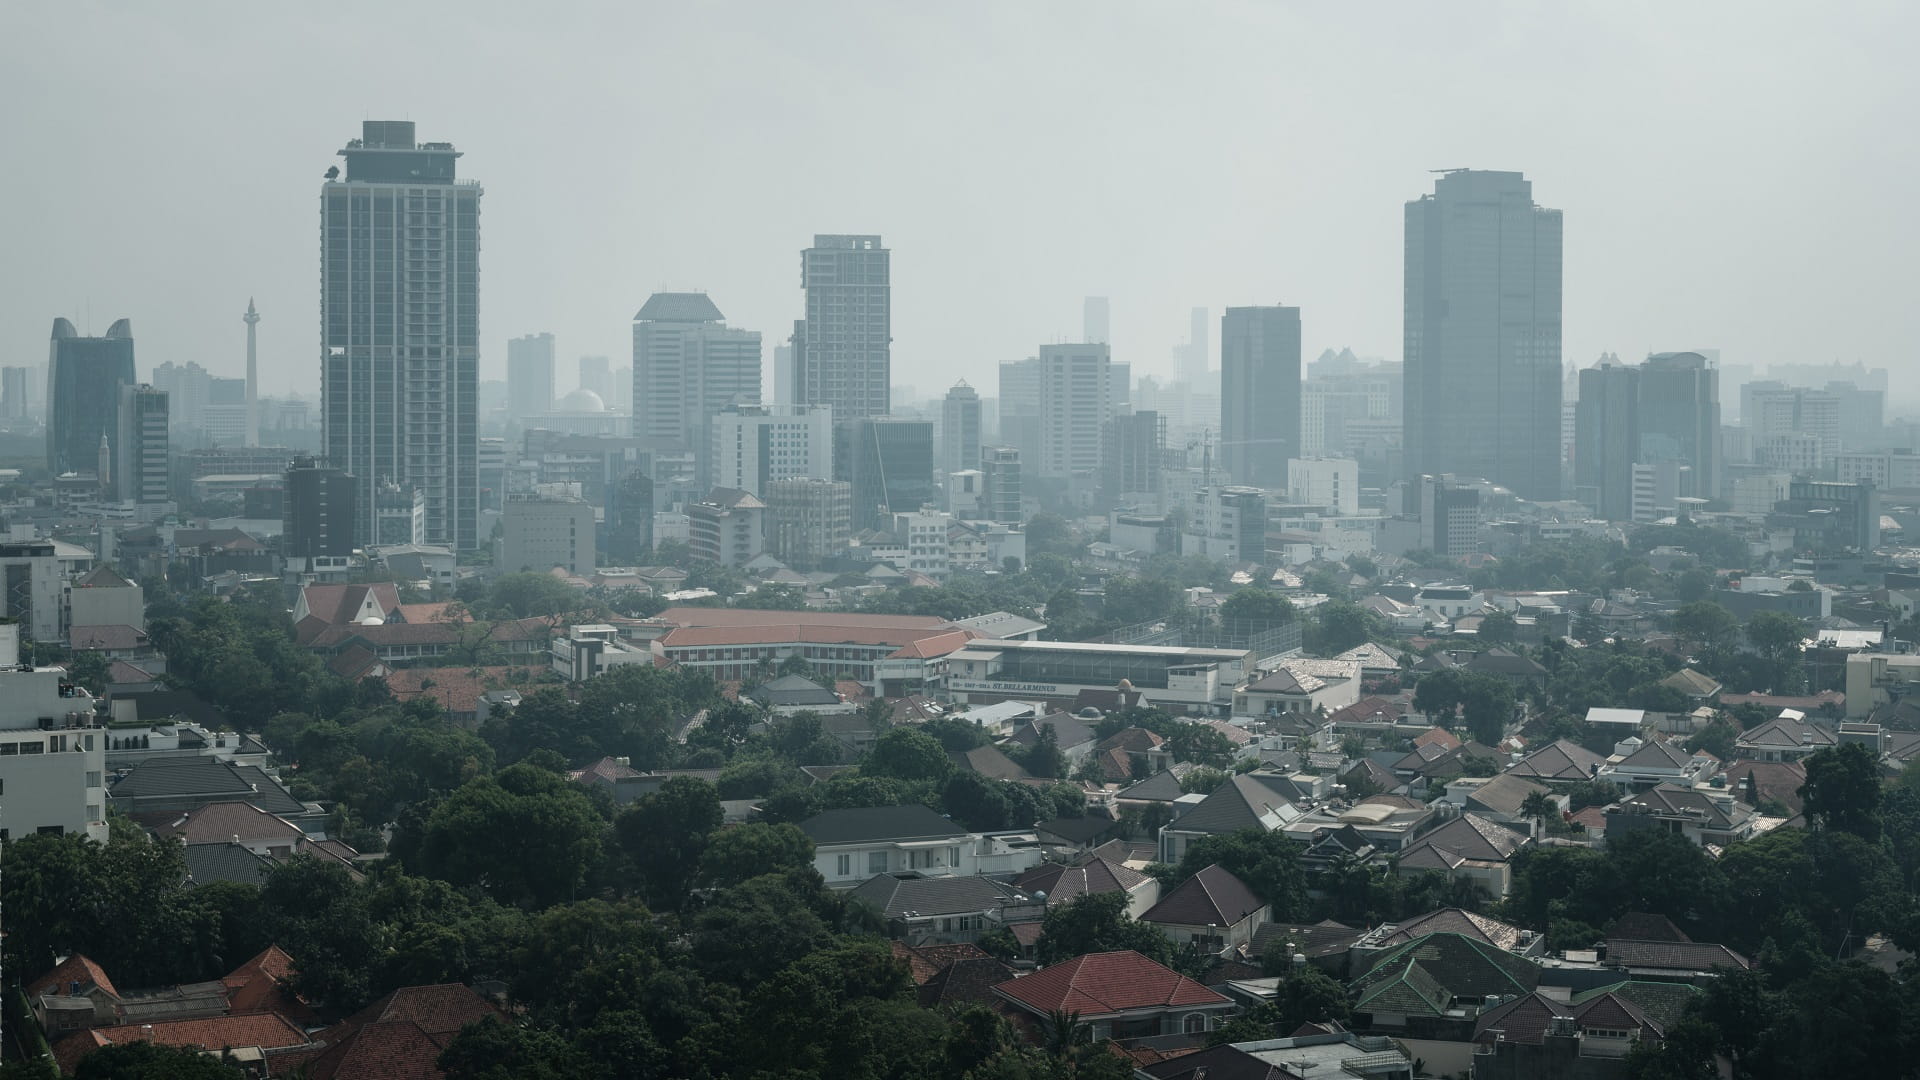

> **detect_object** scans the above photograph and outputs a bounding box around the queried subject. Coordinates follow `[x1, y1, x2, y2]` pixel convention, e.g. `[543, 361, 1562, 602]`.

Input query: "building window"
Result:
[85, 772, 101, 788]
[836, 854, 852, 877]
[868, 850, 888, 874]
[1183, 1013, 1208, 1035]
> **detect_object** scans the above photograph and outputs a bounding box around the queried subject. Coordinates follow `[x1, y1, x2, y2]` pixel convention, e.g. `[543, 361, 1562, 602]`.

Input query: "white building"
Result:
[1181, 486, 1267, 564]
[499, 488, 596, 574]
[688, 488, 766, 567]
[1037, 343, 1117, 481]
[0, 540, 67, 644]
[941, 380, 983, 477]
[891, 508, 952, 579]
[1286, 458, 1359, 517]
[709, 403, 833, 497]
[551, 624, 651, 681]
[1837, 450, 1920, 491]
[801, 804, 1042, 888]
[0, 625, 107, 842]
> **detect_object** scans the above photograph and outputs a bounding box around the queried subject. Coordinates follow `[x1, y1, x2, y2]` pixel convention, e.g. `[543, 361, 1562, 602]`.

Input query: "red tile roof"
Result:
[305, 984, 504, 1080]
[52, 1011, 311, 1075]
[886, 629, 980, 659]
[993, 950, 1229, 1019]
[29, 954, 118, 1000]
[653, 607, 949, 630]
[385, 666, 544, 715]
[160, 801, 305, 847]
[223, 945, 316, 1021]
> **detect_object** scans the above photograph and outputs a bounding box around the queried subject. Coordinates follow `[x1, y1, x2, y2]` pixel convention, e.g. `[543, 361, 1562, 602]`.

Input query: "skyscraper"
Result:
[1, 367, 30, 421]
[1575, 350, 1721, 521]
[836, 417, 934, 530]
[112, 384, 169, 506]
[981, 446, 1024, 526]
[47, 317, 136, 478]
[284, 456, 359, 572]
[1179, 306, 1210, 385]
[507, 333, 555, 419]
[321, 121, 481, 549]
[630, 293, 761, 487]
[1220, 305, 1302, 490]
[795, 235, 890, 422]
[1638, 351, 1720, 500]
[1574, 355, 1639, 521]
[941, 380, 982, 477]
[1036, 343, 1116, 481]
[1404, 169, 1563, 500]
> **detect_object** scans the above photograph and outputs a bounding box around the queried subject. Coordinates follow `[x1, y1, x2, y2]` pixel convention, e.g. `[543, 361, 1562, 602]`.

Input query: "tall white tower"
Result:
[243, 297, 260, 447]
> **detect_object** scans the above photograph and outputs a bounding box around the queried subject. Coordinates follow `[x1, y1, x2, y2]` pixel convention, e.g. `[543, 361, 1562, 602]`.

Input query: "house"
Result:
[1158, 772, 1305, 864]
[384, 666, 535, 729]
[1033, 813, 1122, 854]
[1114, 763, 1200, 808]
[1583, 708, 1648, 738]
[1247, 920, 1366, 974]
[1597, 737, 1718, 792]
[1234, 658, 1363, 716]
[298, 982, 505, 1080]
[1350, 907, 1542, 966]
[1389, 739, 1502, 785]
[1603, 783, 1755, 849]
[800, 804, 1040, 886]
[1395, 813, 1531, 899]
[28, 955, 121, 1032]
[1719, 759, 1808, 813]
[1013, 854, 1161, 918]
[1325, 695, 1411, 734]
[1335, 641, 1407, 680]
[1138, 1032, 1413, 1080]
[889, 942, 1017, 1008]
[747, 674, 855, 716]
[1003, 712, 1098, 767]
[949, 744, 1031, 782]
[1464, 648, 1548, 689]
[1733, 712, 1837, 762]
[1140, 864, 1269, 957]
[849, 871, 1042, 946]
[1504, 739, 1608, 784]
[1659, 668, 1723, 704]
[1442, 773, 1558, 826]
[155, 801, 309, 858]
[109, 757, 317, 827]
[569, 756, 647, 806]
[53, 1011, 314, 1076]
[1471, 990, 1665, 1079]
[1095, 727, 1173, 778]
[1349, 931, 1542, 1046]
[991, 950, 1236, 1042]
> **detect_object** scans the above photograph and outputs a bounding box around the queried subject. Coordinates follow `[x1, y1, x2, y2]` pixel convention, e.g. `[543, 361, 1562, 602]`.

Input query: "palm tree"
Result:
[1519, 791, 1558, 835]
[1039, 1010, 1091, 1058]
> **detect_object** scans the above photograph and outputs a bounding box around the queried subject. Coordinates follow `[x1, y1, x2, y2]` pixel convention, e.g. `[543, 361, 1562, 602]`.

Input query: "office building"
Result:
[1404, 170, 1563, 500]
[773, 342, 795, 405]
[1037, 343, 1116, 481]
[1837, 451, 1920, 491]
[766, 476, 853, 569]
[48, 317, 136, 478]
[982, 446, 1024, 526]
[1287, 457, 1359, 517]
[942, 380, 983, 477]
[1181, 486, 1267, 563]
[688, 488, 767, 567]
[604, 468, 656, 565]
[1104, 409, 1168, 505]
[997, 356, 1044, 468]
[284, 456, 358, 576]
[1083, 296, 1110, 344]
[1416, 475, 1482, 558]
[321, 121, 481, 549]
[1776, 480, 1879, 553]
[631, 292, 762, 483]
[1573, 355, 1640, 520]
[373, 482, 427, 547]
[837, 417, 935, 530]
[1638, 351, 1720, 500]
[507, 333, 556, 419]
[500, 489, 596, 574]
[1220, 305, 1302, 490]
[794, 234, 890, 422]
[1747, 384, 1841, 467]
[1, 366, 32, 420]
[113, 384, 169, 506]
[0, 541, 65, 644]
[1178, 306, 1210, 385]
[709, 403, 833, 497]
[151, 360, 213, 431]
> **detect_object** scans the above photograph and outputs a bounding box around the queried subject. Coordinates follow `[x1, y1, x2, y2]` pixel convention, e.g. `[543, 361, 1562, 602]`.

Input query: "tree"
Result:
[1671, 601, 1740, 656]
[1519, 791, 1558, 830]
[1414, 669, 1514, 745]
[1015, 723, 1067, 779]
[439, 1020, 589, 1080]
[862, 727, 952, 783]
[1167, 829, 1309, 919]
[1310, 602, 1379, 655]
[697, 823, 815, 891]
[1219, 587, 1296, 633]
[1179, 767, 1231, 795]
[418, 764, 606, 908]
[617, 776, 724, 908]
[1800, 742, 1883, 840]
[1744, 611, 1808, 687]
[1478, 610, 1518, 645]
[1036, 891, 1173, 965]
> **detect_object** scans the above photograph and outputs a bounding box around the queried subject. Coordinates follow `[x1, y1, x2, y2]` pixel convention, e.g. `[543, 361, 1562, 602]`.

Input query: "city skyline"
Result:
[5, 4, 1916, 409]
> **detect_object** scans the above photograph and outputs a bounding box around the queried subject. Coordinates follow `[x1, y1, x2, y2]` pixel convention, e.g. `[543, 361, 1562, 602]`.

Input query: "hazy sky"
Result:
[4, 1, 1916, 407]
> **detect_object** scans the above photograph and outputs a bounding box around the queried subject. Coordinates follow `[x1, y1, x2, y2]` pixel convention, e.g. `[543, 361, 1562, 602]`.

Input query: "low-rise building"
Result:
[1234, 658, 1363, 716]
[1139, 864, 1268, 957]
[800, 804, 1041, 887]
[499, 489, 596, 574]
[0, 624, 106, 842]
[992, 950, 1235, 1041]
[687, 487, 766, 568]
[943, 638, 1254, 714]
[550, 623, 651, 681]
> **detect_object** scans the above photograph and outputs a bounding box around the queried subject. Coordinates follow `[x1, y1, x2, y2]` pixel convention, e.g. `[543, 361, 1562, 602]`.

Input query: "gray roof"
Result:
[800, 804, 971, 846]
[632, 292, 726, 323]
[1117, 764, 1196, 803]
[181, 842, 272, 888]
[1006, 712, 1096, 750]
[1168, 773, 1298, 836]
[1464, 773, 1550, 816]
[108, 758, 306, 817]
[848, 872, 1031, 919]
[1614, 739, 1693, 770]
[750, 674, 841, 707]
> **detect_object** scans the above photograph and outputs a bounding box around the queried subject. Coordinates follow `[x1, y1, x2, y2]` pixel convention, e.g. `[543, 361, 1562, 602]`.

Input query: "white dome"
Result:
[558, 389, 607, 412]
[357, 615, 385, 626]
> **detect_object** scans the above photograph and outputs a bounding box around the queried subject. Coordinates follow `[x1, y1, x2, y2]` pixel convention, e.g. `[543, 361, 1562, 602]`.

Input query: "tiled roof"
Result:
[1014, 855, 1148, 905]
[1353, 958, 1451, 1016]
[1736, 716, 1837, 751]
[993, 950, 1229, 1018]
[1007, 713, 1096, 750]
[1614, 738, 1693, 770]
[1138, 1044, 1294, 1080]
[1465, 773, 1551, 816]
[74, 564, 135, 588]
[1166, 773, 1299, 836]
[1505, 739, 1607, 782]
[182, 842, 273, 887]
[1398, 814, 1527, 866]
[1356, 932, 1541, 1002]
[1720, 760, 1807, 812]
[54, 1011, 311, 1075]
[950, 744, 1031, 781]
[1604, 938, 1751, 972]
[1325, 696, 1409, 727]
[107, 659, 156, 684]
[1098, 727, 1167, 753]
[918, 956, 1017, 1008]
[109, 758, 307, 817]
[887, 629, 979, 660]
[1142, 864, 1264, 927]
[1414, 727, 1463, 751]
[128, 689, 226, 727]
[299, 583, 401, 627]
[386, 666, 540, 715]
[159, 801, 306, 846]
[70, 624, 148, 651]
[306, 616, 555, 651]
[223, 945, 315, 1021]
[799, 805, 970, 846]
[327, 644, 381, 679]
[1336, 641, 1405, 669]
[29, 954, 118, 1000]
[1465, 648, 1547, 676]
[1250, 920, 1362, 960]
[750, 674, 842, 706]
[1614, 783, 1747, 830]
[1604, 913, 1690, 943]
[848, 872, 1031, 919]
[1374, 908, 1529, 952]
[1569, 979, 1701, 1030]
[1661, 668, 1723, 697]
